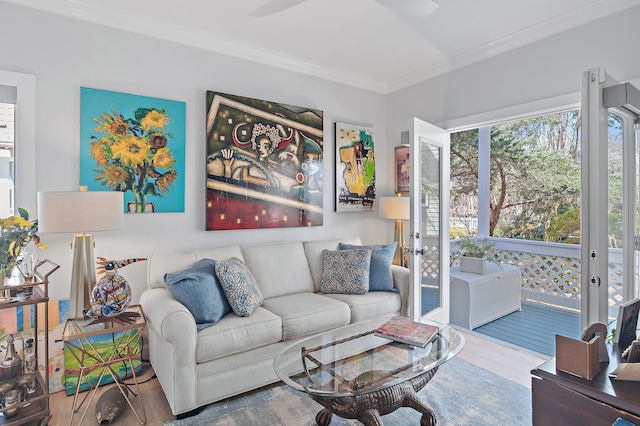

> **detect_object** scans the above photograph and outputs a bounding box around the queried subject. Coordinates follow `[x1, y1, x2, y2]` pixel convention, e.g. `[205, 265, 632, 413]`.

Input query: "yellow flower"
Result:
[152, 147, 175, 170]
[96, 165, 129, 190]
[4, 216, 32, 228]
[141, 110, 169, 132]
[156, 171, 177, 194]
[112, 134, 150, 168]
[90, 138, 112, 168]
[94, 111, 129, 137]
[32, 235, 46, 250]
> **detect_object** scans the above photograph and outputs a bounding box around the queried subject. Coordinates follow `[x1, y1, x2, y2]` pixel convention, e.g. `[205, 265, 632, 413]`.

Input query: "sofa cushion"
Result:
[340, 242, 398, 293]
[242, 241, 314, 299]
[320, 248, 371, 295]
[147, 245, 243, 290]
[195, 245, 244, 263]
[195, 307, 282, 363]
[215, 257, 264, 317]
[148, 252, 198, 289]
[262, 293, 350, 340]
[304, 237, 361, 292]
[164, 259, 232, 330]
[322, 292, 402, 323]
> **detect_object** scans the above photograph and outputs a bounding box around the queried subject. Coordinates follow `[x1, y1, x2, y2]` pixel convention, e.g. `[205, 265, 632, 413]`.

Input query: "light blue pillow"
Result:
[164, 259, 232, 331]
[320, 248, 371, 295]
[340, 242, 398, 293]
[215, 257, 264, 317]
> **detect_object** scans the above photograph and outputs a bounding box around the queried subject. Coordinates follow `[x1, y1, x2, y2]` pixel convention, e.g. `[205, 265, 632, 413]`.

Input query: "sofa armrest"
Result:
[140, 287, 198, 415]
[391, 265, 410, 317]
[140, 287, 197, 344]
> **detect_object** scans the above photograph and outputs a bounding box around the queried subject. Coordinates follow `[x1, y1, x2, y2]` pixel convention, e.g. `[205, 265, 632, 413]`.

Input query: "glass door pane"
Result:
[420, 142, 441, 316]
[608, 112, 624, 320]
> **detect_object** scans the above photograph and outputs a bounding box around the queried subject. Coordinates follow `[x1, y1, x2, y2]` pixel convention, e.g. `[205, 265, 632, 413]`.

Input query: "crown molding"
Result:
[2, 0, 388, 92]
[4, 0, 639, 94]
[385, 0, 640, 92]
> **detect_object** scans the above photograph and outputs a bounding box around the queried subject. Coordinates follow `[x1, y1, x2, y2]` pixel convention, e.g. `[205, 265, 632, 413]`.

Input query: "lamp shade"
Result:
[37, 191, 124, 233]
[378, 196, 410, 221]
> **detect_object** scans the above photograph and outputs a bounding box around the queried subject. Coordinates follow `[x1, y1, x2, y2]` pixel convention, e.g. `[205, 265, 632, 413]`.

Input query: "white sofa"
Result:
[131, 237, 410, 416]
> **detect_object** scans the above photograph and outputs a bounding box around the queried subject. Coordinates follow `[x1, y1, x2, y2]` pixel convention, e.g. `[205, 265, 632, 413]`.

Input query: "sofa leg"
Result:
[176, 407, 203, 420]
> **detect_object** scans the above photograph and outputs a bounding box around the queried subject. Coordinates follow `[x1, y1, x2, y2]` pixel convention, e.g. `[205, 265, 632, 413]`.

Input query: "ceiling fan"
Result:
[249, 0, 439, 18]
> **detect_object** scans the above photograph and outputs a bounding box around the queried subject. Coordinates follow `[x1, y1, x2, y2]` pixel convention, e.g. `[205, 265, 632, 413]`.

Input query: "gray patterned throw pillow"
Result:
[215, 257, 264, 317]
[320, 248, 371, 295]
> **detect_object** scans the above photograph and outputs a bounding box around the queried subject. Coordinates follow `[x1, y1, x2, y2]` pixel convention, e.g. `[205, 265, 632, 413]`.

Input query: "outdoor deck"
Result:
[421, 287, 580, 356]
[473, 300, 581, 356]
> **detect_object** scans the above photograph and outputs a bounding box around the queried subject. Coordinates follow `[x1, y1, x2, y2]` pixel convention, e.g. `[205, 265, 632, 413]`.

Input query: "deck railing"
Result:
[421, 238, 625, 315]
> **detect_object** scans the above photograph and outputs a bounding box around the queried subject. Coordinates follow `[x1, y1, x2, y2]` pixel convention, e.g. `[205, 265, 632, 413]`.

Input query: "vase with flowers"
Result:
[88, 107, 178, 213]
[0, 208, 46, 296]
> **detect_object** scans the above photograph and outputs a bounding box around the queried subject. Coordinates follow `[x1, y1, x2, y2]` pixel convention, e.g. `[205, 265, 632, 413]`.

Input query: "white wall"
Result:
[4, 3, 640, 301]
[387, 5, 640, 133]
[0, 3, 391, 300]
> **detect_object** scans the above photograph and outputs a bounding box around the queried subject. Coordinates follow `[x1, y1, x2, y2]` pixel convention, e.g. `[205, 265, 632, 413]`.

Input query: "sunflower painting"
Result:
[80, 88, 186, 213]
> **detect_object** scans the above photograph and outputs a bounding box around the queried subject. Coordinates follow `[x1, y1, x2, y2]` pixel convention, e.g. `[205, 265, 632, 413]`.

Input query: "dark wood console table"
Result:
[531, 341, 640, 425]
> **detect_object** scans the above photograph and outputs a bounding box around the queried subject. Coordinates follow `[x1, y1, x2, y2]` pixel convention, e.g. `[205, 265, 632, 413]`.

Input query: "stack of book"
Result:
[374, 317, 439, 348]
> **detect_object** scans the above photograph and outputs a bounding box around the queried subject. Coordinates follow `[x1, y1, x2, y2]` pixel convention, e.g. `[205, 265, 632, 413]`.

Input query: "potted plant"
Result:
[451, 236, 497, 274]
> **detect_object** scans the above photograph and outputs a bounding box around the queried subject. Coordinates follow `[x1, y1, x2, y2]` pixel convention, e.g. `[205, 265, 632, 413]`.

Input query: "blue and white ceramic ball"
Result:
[87, 272, 131, 318]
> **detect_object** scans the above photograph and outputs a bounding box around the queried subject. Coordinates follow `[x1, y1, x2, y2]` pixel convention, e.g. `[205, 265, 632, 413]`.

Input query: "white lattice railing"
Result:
[420, 238, 625, 315]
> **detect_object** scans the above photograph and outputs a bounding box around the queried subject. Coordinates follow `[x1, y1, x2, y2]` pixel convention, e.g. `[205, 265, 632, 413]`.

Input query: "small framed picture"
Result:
[626, 341, 640, 363]
[395, 145, 410, 194]
[615, 298, 640, 348]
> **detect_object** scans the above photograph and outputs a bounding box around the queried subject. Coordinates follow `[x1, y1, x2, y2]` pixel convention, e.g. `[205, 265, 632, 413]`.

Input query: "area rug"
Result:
[164, 357, 531, 425]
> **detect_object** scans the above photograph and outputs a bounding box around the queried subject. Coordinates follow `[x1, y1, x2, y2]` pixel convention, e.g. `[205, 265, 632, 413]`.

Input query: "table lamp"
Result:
[37, 189, 124, 319]
[379, 195, 410, 266]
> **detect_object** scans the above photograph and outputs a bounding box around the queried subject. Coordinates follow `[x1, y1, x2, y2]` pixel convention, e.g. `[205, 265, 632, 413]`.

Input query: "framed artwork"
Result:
[625, 340, 640, 362]
[80, 87, 186, 213]
[615, 298, 640, 348]
[395, 145, 410, 195]
[335, 122, 376, 212]
[205, 91, 324, 230]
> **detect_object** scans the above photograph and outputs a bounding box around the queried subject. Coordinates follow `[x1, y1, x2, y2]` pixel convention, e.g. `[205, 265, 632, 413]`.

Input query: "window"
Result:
[0, 90, 16, 217]
[451, 110, 582, 243]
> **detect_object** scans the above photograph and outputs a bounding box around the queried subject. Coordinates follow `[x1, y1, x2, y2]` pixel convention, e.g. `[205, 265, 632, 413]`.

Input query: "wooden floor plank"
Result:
[474, 300, 581, 356]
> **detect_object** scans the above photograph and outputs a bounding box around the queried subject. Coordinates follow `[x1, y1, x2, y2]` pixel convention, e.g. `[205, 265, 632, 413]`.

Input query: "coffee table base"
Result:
[310, 367, 438, 426]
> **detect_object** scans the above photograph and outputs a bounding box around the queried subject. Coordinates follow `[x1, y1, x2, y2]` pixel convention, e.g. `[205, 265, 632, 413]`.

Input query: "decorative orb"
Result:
[87, 272, 131, 318]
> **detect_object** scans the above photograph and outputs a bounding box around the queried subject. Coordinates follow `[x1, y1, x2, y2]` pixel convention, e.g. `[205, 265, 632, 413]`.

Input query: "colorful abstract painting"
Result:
[63, 328, 142, 395]
[335, 122, 376, 212]
[205, 91, 324, 230]
[80, 87, 186, 213]
[0, 299, 69, 394]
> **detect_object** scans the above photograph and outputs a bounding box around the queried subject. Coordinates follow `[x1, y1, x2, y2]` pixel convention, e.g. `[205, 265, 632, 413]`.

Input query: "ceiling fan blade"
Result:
[375, 0, 439, 18]
[249, 0, 309, 18]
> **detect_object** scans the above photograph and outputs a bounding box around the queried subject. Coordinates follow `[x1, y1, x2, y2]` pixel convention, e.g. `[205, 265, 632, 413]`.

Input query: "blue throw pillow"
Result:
[340, 242, 398, 293]
[320, 248, 371, 295]
[164, 259, 232, 331]
[215, 257, 264, 317]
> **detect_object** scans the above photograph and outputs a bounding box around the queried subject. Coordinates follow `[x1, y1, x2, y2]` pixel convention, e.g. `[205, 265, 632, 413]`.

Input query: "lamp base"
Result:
[68, 234, 96, 320]
[393, 220, 405, 266]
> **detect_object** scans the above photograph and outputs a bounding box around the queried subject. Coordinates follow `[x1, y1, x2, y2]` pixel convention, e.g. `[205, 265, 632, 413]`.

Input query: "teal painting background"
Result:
[79, 87, 186, 212]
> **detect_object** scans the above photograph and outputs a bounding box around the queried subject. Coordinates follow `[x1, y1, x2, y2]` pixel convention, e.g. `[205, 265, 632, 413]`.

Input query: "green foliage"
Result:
[450, 236, 497, 265]
[546, 208, 580, 243]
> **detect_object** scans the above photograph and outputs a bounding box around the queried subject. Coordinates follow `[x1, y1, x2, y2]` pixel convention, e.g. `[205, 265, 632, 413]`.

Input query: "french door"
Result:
[581, 68, 640, 329]
[408, 117, 450, 323]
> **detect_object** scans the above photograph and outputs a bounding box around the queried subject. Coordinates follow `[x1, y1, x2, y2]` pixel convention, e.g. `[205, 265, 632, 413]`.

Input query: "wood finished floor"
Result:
[474, 300, 581, 356]
[45, 330, 548, 426]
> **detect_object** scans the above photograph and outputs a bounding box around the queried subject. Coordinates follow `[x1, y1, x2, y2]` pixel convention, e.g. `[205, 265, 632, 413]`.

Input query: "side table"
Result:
[450, 263, 522, 329]
[531, 340, 640, 425]
[62, 304, 147, 426]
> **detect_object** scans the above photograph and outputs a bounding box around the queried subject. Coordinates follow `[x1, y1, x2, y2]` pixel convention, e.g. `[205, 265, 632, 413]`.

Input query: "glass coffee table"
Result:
[274, 317, 464, 426]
